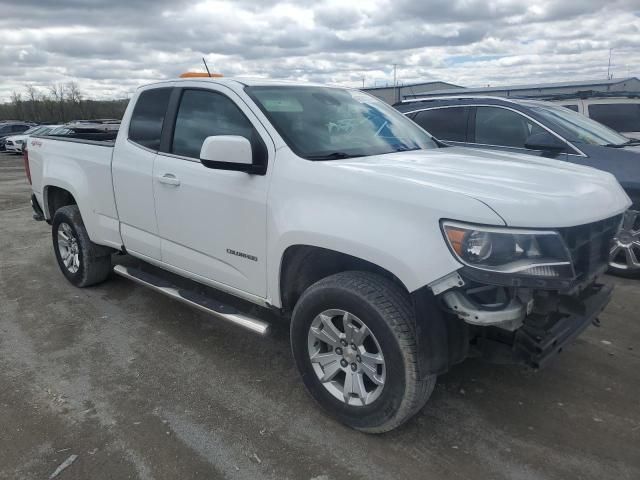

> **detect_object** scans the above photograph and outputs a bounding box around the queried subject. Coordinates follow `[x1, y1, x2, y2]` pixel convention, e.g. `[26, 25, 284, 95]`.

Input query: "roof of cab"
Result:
[138, 76, 335, 90]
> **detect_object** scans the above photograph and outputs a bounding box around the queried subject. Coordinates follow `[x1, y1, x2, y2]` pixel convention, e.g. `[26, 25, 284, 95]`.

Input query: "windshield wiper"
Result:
[306, 152, 362, 160]
[604, 139, 640, 148]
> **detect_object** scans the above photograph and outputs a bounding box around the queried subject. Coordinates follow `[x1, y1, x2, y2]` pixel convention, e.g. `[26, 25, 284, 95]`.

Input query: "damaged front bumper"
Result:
[427, 270, 613, 369]
[512, 282, 612, 368]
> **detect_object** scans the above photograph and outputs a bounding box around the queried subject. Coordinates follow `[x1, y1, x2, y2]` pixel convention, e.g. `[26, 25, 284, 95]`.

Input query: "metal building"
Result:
[402, 77, 640, 101]
[362, 81, 461, 104]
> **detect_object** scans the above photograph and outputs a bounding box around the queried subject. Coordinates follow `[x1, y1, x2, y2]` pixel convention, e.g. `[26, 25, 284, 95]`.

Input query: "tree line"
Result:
[0, 82, 129, 124]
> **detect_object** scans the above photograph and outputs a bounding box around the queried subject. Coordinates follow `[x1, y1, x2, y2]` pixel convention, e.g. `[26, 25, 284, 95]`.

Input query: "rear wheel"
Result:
[609, 209, 640, 278]
[290, 271, 436, 433]
[52, 205, 113, 287]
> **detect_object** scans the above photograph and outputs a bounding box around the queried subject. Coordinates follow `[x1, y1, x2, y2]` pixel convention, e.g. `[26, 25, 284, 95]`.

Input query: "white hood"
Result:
[6, 134, 28, 143]
[331, 147, 631, 228]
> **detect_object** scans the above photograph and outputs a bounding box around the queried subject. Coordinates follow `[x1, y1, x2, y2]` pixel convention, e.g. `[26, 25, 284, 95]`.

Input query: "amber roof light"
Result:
[180, 72, 224, 78]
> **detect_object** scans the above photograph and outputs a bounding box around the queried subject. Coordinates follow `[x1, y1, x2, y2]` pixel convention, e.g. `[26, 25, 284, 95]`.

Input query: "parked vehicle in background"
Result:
[5, 125, 61, 153]
[26, 77, 630, 432]
[552, 96, 640, 139]
[22, 123, 119, 165]
[397, 96, 640, 277]
[0, 122, 34, 150]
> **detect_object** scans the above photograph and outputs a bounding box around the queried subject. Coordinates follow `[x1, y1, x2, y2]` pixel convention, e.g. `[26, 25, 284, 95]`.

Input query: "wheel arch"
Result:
[279, 245, 469, 378]
[278, 245, 409, 314]
[44, 184, 78, 221]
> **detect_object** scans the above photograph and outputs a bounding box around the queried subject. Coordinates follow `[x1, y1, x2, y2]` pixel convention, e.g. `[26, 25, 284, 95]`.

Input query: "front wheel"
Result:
[290, 271, 436, 433]
[609, 209, 640, 278]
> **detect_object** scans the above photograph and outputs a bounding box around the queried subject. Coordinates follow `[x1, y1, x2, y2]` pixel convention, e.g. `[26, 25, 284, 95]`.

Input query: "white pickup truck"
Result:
[26, 77, 631, 433]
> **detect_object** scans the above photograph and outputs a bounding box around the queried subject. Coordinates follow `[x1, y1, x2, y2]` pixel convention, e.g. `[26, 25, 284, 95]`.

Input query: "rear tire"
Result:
[52, 205, 112, 287]
[290, 271, 436, 433]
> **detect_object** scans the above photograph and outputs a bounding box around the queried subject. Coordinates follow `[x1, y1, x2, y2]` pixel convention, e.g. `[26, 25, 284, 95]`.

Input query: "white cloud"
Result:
[0, 0, 638, 101]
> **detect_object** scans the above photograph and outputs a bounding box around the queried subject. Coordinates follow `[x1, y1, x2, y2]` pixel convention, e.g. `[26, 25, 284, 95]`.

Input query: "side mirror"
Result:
[199, 135, 254, 172]
[524, 131, 567, 152]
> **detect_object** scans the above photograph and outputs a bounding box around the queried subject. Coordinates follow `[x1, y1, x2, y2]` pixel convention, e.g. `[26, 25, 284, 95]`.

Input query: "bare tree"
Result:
[10, 91, 23, 120]
[25, 85, 40, 122]
[0, 83, 129, 123]
[49, 84, 66, 121]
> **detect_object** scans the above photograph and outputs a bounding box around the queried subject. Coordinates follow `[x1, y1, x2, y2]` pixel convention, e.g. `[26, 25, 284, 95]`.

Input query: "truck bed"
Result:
[28, 133, 122, 250]
[40, 130, 118, 145]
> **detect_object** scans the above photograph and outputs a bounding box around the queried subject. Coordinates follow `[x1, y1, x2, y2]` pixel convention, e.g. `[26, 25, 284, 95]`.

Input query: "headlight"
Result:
[442, 221, 574, 278]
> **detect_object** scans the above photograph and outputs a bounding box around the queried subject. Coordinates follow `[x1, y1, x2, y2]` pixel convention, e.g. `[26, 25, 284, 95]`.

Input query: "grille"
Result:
[558, 215, 622, 280]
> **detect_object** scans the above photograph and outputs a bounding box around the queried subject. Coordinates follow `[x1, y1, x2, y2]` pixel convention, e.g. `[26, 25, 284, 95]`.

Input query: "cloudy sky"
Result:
[0, 0, 639, 101]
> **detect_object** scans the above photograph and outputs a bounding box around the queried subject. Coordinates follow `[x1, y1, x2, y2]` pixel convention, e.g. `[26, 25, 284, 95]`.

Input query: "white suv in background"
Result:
[555, 97, 640, 139]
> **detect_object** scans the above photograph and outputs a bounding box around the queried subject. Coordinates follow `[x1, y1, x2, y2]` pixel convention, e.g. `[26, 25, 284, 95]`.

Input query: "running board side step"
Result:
[113, 265, 270, 336]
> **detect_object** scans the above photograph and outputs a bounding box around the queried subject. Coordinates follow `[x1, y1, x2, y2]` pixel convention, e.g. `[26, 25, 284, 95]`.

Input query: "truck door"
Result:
[112, 87, 173, 260]
[153, 86, 273, 299]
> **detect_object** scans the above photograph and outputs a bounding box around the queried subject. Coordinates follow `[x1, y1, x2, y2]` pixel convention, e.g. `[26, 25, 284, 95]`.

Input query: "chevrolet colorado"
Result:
[26, 78, 631, 432]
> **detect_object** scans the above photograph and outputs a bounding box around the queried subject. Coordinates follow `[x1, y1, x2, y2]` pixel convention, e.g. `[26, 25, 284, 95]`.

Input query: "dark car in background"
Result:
[396, 96, 640, 277]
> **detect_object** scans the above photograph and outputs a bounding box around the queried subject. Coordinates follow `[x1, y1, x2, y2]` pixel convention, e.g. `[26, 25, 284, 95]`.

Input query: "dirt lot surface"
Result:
[1, 152, 639, 480]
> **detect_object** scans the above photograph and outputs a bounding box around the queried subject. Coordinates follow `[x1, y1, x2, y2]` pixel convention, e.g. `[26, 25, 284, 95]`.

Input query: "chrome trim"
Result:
[402, 95, 522, 104]
[404, 104, 587, 157]
[156, 151, 200, 163]
[113, 264, 270, 335]
[442, 220, 561, 237]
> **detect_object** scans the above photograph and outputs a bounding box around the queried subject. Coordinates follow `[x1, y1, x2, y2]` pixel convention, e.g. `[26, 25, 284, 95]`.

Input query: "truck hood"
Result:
[331, 147, 631, 228]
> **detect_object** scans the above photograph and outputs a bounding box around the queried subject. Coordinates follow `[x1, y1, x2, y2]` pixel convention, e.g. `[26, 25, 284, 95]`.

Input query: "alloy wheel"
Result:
[610, 210, 640, 272]
[307, 309, 386, 407]
[57, 222, 81, 274]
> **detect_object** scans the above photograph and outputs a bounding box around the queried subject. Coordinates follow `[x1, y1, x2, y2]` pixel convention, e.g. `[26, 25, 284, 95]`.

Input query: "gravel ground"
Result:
[1, 152, 639, 480]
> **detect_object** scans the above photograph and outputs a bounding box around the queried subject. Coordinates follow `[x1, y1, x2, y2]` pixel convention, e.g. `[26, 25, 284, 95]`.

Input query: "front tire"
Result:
[52, 205, 112, 287]
[290, 271, 436, 433]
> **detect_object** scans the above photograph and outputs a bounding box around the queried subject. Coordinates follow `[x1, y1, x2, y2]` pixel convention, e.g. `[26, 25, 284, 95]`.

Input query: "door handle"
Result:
[158, 173, 180, 186]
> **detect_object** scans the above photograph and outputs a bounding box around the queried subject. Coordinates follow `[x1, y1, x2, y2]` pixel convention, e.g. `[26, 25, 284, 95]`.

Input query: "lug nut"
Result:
[351, 363, 357, 371]
[340, 339, 348, 347]
[350, 343, 356, 350]
[340, 359, 348, 368]
[335, 347, 343, 355]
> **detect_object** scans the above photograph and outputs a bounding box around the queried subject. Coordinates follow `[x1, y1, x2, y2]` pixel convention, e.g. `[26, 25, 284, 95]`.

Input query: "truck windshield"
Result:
[246, 86, 436, 160]
[528, 103, 631, 147]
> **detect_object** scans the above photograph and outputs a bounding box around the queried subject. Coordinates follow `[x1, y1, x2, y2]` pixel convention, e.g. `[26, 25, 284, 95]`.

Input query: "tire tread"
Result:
[52, 205, 112, 287]
[296, 271, 435, 433]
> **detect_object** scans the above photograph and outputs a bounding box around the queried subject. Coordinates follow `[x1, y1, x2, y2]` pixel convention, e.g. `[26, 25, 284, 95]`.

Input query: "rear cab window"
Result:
[128, 88, 173, 150]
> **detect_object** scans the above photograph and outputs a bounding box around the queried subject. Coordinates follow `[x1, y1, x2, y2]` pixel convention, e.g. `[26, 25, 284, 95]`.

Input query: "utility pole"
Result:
[393, 64, 398, 103]
[607, 48, 612, 80]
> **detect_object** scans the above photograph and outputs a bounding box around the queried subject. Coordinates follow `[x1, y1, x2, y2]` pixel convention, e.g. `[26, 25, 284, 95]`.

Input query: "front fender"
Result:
[266, 150, 505, 307]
